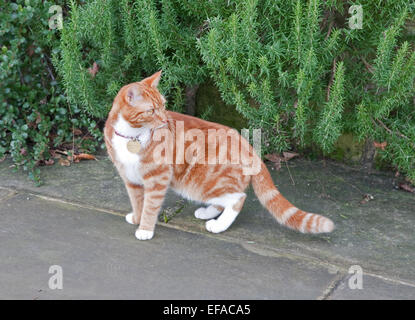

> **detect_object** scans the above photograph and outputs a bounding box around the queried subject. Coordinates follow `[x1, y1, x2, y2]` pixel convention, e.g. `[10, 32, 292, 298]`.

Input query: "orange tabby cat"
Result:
[104, 71, 334, 240]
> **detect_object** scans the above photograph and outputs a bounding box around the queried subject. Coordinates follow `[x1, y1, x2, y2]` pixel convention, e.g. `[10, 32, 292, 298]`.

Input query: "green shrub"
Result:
[57, 0, 415, 183]
[56, 0, 209, 117]
[0, 0, 100, 184]
[198, 0, 415, 179]
[3, 0, 414, 184]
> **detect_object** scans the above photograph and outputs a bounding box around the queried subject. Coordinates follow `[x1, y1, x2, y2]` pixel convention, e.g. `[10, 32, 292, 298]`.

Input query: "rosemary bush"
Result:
[2, 0, 414, 183]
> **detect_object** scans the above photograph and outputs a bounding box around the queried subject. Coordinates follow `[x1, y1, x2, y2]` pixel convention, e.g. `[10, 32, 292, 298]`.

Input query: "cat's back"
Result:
[166, 111, 231, 132]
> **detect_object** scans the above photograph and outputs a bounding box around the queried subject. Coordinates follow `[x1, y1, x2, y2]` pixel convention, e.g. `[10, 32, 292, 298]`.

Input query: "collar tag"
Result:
[126, 139, 141, 154]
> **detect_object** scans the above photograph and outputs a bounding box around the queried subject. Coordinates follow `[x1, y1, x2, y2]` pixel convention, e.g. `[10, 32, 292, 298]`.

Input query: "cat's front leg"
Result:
[136, 168, 171, 240]
[125, 182, 144, 225]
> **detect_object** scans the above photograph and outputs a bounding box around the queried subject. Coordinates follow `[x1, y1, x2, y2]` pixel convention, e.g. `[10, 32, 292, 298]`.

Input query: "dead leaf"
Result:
[68, 153, 97, 162]
[283, 151, 299, 161]
[88, 62, 99, 77]
[28, 111, 42, 129]
[398, 183, 415, 193]
[58, 158, 71, 167]
[0, 155, 6, 162]
[50, 150, 62, 159]
[55, 150, 68, 156]
[272, 159, 281, 171]
[360, 194, 374, 204]
[27, 44, 35, 57]
[265, 153, 283, 163]
[373, 141, 387, 150]
[76, 153, 96, 161]
[44, 159, 54, 166]
[264, 154, 282, 171]
[36, 159, 55, 167]
[266, 152, 299, 162]
[67, 155, 78, 163]
[72, 128, 82, 136]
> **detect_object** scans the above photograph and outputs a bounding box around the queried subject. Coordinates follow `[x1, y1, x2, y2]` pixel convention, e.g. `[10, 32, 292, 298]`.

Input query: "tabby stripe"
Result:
[126, 182, 143, 189]
[205, 186, 239, 200]
[306, 213, 315, 232]
[149, 194, 165, 200]
[181, 163, 196, 184]
[142, 168, 169, 180]
[317, 216, 325, 232]
[147, 183, 168, 192]
[311, 216, 322, 233]
[279, 207, 298, 224]
[263, 190, 280, 206]
[300, 213, 313, 233]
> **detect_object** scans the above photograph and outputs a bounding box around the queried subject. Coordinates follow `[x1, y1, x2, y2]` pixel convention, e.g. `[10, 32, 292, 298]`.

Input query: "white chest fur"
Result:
[111, 115, 151, 185]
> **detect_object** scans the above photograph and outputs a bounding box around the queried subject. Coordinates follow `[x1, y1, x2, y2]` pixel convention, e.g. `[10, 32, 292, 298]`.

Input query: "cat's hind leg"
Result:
[194, 205, 223, 220]
[205, 193, 246, 233]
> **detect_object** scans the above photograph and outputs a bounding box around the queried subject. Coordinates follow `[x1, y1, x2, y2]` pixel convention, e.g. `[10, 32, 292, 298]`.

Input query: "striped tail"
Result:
[251, 162, 334, 234]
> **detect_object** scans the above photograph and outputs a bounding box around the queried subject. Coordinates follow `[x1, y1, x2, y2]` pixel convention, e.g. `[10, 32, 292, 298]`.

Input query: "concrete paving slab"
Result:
[0, 155, 143, 212]
[330, 274, 415, 300]
[0, 188, 12, 200]
[1, 156, 414, 289]
[0, 192, 337, 300]
[169, 160, 415, 284]
[0, 156, 186, 222]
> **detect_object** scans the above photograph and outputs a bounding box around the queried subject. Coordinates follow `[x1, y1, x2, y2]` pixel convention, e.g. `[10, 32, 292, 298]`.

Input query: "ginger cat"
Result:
[104, 71, 334, 240]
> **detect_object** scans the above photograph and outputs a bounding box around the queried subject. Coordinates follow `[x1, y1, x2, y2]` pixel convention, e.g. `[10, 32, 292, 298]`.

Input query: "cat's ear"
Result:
[143, 70, 162, 88]
[126, 85, 143, 107]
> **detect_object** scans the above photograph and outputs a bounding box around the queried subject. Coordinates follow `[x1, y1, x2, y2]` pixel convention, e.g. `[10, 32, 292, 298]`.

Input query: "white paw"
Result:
[195, 206, 221, 220]
[135, 229, 154, 240]
[194, 207, 207, 219]
[125, 213, 138, 225]
[205, 219, 227, 234]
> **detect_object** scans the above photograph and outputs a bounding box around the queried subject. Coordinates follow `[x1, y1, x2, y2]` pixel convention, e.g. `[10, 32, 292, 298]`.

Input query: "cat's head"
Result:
[115, 71, 168, 129]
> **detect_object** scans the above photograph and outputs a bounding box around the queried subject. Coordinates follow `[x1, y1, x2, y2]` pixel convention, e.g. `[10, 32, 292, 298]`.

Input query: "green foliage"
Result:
[196, 0, 415, 180]
[56, 0, 415, 183]
[355, 10, 415, 182]
[314, 61, 345, 153]
[57, 0, 208, 116]
[3, 0, 414, 184]
[0, 0, 99, 184]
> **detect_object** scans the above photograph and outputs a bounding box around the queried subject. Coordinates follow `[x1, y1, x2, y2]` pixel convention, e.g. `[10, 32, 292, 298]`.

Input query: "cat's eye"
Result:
[138, 108, 155, 117]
